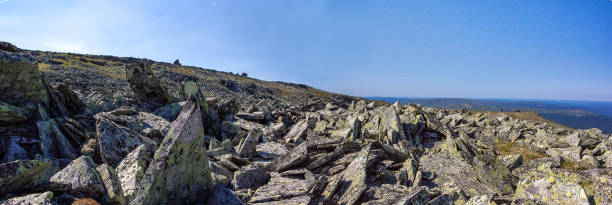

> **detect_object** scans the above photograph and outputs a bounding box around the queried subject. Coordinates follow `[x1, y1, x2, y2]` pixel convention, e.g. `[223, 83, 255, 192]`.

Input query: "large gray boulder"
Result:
[0, 102, 28, 126]
[514, 166, 589, 205]
[131, 99, 212, 205]
[0, 159, 68, 196]
[232, 164, 270, 190]
[37, 119, 77, 159]
[96, 117, 154, 167]
[206, 184, 242, 205]
[116, 144, 153, 203]
[125, 61, 170, 104]
[49, 156, 106, 198]
[97, 164, 125, 205]
[0, 191, 53, 205]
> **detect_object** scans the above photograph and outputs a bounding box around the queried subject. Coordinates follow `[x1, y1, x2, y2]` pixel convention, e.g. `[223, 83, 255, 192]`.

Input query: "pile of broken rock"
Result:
[1, 45, 612, 205]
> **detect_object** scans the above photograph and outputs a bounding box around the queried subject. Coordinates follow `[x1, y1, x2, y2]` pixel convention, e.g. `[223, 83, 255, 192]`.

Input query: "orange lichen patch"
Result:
[72, 198, 100, 205]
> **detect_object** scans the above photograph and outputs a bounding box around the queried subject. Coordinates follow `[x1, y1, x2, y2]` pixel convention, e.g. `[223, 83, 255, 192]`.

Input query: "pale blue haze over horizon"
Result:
[1, 0, 611, 101]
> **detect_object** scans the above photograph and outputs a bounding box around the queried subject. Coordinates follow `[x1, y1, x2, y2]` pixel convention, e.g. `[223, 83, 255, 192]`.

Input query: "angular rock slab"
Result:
[0, 101, 28, 126]
[514, 166, 589, 205]
[336, 143, 371, 205]
[97, 164, 125, 205]
[0, 159, 67, 195]
[96, 117, 154, 167]
[256, 142, 289, 159]
[132, 99, 212, 205]
[206, 184, 242, 205]
[232, 164, 270, 190]
[249, 176, 311, 203]
[125, 61, 170, 104]
[38, 119, 77, 160]
[0, 191, 53, 205]
[116, 144, 153, 203]
[50, 156, 105, 198]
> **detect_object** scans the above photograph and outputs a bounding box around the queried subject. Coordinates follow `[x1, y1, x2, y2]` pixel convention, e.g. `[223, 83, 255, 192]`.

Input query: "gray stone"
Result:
[513, 166, 589, 205]
[206, 184, 242, 205]
[132, 99, 212, 205]
[96, 117, 154, 167]
[0, 191, 53, 205]
[97, 164, 125, 205]
[1, 137, 29, 163]
[125, 61, 170, 104]
[50, 156, 105, 198]
[232, 164, 270, 190]
[273, 142, 308, 172]
[116, 144, 153, 203]
[283, 120, 309, 144]
[37, 119, 77, 159]
[0, 102, 28, 125]
[249, 176, 311, 203]
[499, 154, 523, 171]
[0, 159, 68, 195]
[256, 142, 289, 159]
[238, 130, 262, 159]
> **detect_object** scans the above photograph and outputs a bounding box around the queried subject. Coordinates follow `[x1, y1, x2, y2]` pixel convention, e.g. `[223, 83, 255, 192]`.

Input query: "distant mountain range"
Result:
[366, 97, 612, 134]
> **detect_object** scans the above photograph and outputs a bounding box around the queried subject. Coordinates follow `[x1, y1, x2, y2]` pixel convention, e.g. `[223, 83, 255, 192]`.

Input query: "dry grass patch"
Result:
[495, 141, 546, 160]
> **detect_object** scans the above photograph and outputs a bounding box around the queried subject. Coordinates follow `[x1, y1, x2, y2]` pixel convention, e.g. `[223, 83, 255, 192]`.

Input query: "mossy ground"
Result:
[495, 141, 546, 160]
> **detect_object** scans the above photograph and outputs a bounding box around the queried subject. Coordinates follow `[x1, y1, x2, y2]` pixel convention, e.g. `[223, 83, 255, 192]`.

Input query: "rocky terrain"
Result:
[1, 41, 611, 205]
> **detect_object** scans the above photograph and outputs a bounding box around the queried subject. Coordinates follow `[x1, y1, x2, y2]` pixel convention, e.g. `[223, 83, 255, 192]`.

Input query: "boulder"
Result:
[232, 164, 270, 190]
[0, 191, 53, 205]
[237, 130, 262, 159]
[50, 156, 105, 198]
[1, 137, 29, 163]
[116, 144, 153, 203]
[249, 176, 311, 203]
[514, 166, 589, 205]
[125, 61, 170, 104]
[97, 164, 125, 205]
[0, 159, 68, 196]
[0, 102, 28, 125]
[283, 120, 309, 144]
[471, 154, 514, 195]
[272, 141, 308, 172]
[132, 99, 212, 205]
[0, 51, 46, 108]
[256, 142, 289, 159]
[546, 147, 581, 162]
[465, 194, 496, 205]
[206, 184, 242, 205]
[96, 117, 154, 167]
[331, 144, 371, 205]
[37, 119, 77, 159]
[499, 154, 522, 171]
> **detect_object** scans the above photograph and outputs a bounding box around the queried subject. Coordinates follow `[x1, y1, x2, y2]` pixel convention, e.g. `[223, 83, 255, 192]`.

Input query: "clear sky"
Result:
[1, 0, 611, 101]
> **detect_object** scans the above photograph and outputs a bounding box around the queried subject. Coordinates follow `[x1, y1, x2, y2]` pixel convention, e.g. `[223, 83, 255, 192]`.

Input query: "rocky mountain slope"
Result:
[1, 41, 611, 205]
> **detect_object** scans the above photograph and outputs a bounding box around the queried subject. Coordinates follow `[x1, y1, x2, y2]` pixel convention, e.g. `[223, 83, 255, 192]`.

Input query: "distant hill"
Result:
[367, 97, 612, 134]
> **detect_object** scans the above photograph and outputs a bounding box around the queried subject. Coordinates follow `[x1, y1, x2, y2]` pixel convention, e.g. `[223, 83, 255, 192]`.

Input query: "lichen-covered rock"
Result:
[471, 154, 514, 195]
[1, 137, 29, 163]
[206, 184, 242, 205]
[95, 109, 170, 142]
[50, 156, 105, 198]
[116, 144, 153, 203]
[237, 130, 262, 159]
[256, 142, 289, 159]
[546, 147, 582, 161]
[96, 164, 125, 205]
[37, 119, 77, 159]
[125, 61, 170, 104]
[283, 120, 309, 144]
[513, 165, 589, 205]
[96, 117, 154, 167]
[251, 195, 311, 205]
[232, 164, 270, 190]
[330, 144, 371, 205]
[249, 176, 311, 203]
[131, 99, 212, 205]
[0, 51, 46, 108]
[499, 154, 522, 171]
[273, 141, 308, 172]
[465, 194, 496, 205]
[0, 102, 28, 125]
[0, 191, 53, 205]
[0, 159, 68, 196]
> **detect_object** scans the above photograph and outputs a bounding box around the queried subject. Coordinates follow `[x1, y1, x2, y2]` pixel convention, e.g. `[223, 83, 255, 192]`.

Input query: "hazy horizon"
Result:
[1, 0, 611, 101]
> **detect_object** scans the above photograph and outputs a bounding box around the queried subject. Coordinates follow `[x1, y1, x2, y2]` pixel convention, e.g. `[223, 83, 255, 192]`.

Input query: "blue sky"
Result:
[1, 0, 611, 101]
